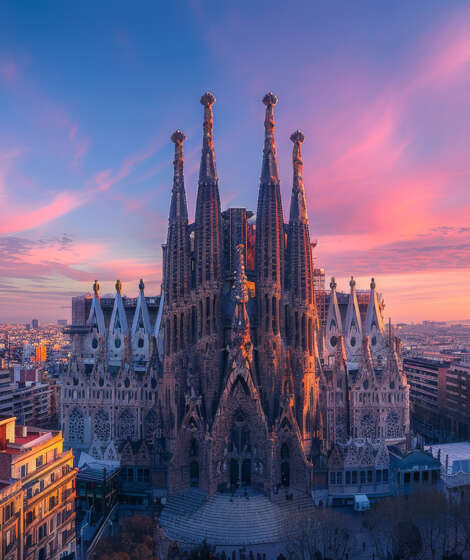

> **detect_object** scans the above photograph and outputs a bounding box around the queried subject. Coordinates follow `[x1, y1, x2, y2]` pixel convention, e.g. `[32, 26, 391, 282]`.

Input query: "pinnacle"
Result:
[171, 130, 186, 144]
[290, 130, 305, 144]
[263, 92, 278, 106]
[200, 92, 216, 107]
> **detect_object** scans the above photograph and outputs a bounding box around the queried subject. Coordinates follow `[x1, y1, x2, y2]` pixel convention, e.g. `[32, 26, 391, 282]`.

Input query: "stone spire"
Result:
[87, 279, 105, 335]
[287, 130, 314, 304]
[289, 130, 308, 224]
[169, 130, 188, 223]
[231, 244, 250, 340]
[199, 92, 218, 183]
[255, 93, 285, 336]
[164, 131, 191, 306]
[260, 92, 280, 184]
[326, 277, 343, 355]
[365, 277, 385, 358]
[343, 276, 363, 362]
[194, 92, 222, 288]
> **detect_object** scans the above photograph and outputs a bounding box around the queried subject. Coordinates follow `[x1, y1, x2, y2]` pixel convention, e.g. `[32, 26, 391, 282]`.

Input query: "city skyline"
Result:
[1, 1, 470, 323]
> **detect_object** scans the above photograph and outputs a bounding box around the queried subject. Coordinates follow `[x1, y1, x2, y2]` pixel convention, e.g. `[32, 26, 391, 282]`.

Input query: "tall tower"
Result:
[163, 130, 191, 435]
[286, 130, 317, 452]
[194, 92, 223, 290]
[255, 93, 285, 420]
[193, 92, 223, 418]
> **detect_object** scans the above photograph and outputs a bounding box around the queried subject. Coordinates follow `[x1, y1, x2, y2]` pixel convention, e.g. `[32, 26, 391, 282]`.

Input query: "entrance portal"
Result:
[242, 459, 251, 486]
[230, 458, 239, 487]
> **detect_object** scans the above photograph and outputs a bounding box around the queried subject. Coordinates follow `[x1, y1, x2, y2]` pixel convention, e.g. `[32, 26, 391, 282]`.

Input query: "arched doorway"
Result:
[242, 459, 251, 486]
[281, 443, 290, 487]
[230, 458, 238, 487]
[227, 411, 254, 490]
[190, 461, 199, 487]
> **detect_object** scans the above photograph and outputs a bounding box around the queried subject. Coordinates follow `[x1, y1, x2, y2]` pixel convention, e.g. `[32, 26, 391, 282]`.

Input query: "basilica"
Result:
[61, 92, 409, 500]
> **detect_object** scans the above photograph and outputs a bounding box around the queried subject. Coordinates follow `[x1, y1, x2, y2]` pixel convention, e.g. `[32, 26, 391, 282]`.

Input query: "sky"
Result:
[0, 1, 469, 323]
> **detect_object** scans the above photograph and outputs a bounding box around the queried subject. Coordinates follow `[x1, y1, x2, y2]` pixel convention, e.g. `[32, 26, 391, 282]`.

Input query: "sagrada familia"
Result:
[61, 93, 410, 498]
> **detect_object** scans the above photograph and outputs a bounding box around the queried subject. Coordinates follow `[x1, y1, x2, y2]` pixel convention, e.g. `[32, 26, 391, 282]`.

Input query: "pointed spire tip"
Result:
[93, 280, 99, 295]
[115, 279, 122, 294]
[139, 278, 144, 292]
[171, 130, 185, 144]
[200, 92, 216, 107]
[290, 130, 305, 144]
[263, 92, 278, 106]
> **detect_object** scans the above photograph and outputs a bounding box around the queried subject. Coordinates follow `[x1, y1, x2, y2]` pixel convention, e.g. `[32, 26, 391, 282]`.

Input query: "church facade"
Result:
[61, 93, 409, 498]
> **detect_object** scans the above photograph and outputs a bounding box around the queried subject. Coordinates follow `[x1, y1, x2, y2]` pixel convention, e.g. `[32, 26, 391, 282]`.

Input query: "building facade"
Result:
[62, 93, 410, 500]
[404, 356, 470, 441]
[0, 416, 77, 560]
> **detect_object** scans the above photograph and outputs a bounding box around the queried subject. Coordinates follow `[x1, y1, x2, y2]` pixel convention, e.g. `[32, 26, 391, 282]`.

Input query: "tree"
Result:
[92, 514, 157, 560]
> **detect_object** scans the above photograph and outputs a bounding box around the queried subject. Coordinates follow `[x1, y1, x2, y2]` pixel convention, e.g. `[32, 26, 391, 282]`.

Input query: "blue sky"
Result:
[0, 1, 469, 322]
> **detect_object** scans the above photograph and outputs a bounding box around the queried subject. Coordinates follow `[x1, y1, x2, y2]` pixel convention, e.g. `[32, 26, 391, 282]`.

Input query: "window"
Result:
[49, 518, 54, 532]
[336, 472, 343, 485]
[330, 472, 336, 484]
[346, 471, 351, 484]
[360, 471, 366, 484]
[383, 469, 388, 482]
[36, 456, 44, 469]
[376, 470, 382, 483]
[26, 511, 34, 525]
[38, 523, 47, 540]
[4, 502, 14, 521]
[352, 471, 357, 484]
[21, 464, 28, 477]
[413, 471, 420, 482]
[423, 470, 429, 482]
[367, 470, 373, 483]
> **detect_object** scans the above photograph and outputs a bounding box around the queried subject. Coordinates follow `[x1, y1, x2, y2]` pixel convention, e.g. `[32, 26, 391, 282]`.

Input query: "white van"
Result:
[354, 494, 370, 511]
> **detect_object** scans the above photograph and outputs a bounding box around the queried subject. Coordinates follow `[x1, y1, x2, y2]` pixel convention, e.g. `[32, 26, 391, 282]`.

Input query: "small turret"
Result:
[365, 277, 385, 365]
[343, 276, 363, 364]
[131, 279, 152, 368]
[325, 277, 343, 358]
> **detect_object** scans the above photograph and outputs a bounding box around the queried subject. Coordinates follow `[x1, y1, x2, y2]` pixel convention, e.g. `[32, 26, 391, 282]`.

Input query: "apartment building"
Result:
[403, 356, 450, 440]
[0, 480, 22, 560]
[0, 416, 77, 560]
[404, 356, 470, 441]
[445, 362, 470, 439]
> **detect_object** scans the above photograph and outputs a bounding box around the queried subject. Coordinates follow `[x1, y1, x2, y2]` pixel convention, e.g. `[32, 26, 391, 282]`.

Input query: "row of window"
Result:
[329, 469, 389, 486]
[398, 470, 439, 484]
[121, 467, 150, 483]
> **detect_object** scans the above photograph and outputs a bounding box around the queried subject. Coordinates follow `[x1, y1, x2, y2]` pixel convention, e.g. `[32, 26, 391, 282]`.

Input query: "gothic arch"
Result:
[93, 409, 110, 441]
[144, 409, 159, 441]
[68, 408, 85, 444]
[385, 410, 400, 438]
[118, 409, 136, 440]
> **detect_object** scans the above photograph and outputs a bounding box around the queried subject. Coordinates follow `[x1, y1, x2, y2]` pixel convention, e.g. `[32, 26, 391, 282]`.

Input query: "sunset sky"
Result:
[0, 1, 469, 323]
